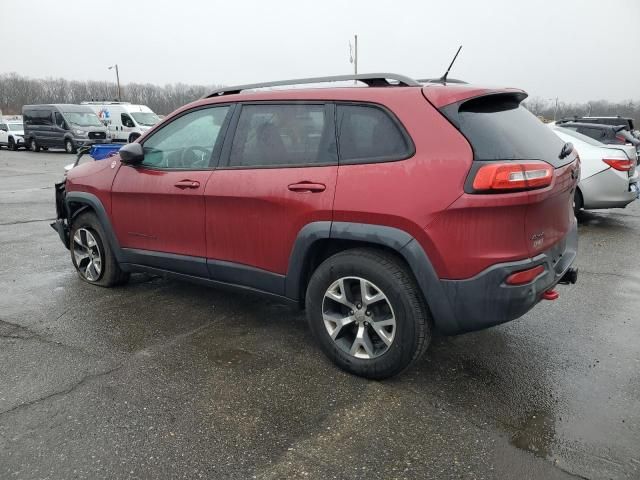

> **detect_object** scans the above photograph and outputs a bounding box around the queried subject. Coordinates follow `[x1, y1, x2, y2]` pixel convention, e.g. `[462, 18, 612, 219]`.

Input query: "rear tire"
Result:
[70, 212, 130, 287]
[30, 138, 40, 152]
[65, 138, 77, 154]
[306, 248, 431, 379]
[8, 138, 17, 151]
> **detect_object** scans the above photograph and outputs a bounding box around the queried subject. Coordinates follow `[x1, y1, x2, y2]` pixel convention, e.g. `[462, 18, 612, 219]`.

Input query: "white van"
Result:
[81, 102, 160, 143]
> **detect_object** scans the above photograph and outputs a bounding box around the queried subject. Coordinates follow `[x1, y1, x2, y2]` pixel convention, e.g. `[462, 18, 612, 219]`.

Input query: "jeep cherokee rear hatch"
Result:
[427, 88, 579, 271]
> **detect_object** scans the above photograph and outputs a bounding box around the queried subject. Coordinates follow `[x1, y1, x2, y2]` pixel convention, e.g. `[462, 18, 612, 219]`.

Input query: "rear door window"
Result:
[336, 104, 412, 163]
[228, 104, 335, 168]
[442, 94, 569, 167]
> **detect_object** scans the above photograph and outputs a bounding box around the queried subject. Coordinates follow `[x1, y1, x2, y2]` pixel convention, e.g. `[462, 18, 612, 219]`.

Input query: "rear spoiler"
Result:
[422, 85, 527, 109]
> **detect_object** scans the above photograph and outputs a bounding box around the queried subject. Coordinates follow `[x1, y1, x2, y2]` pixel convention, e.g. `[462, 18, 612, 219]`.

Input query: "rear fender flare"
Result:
[286, 221, 459, 333]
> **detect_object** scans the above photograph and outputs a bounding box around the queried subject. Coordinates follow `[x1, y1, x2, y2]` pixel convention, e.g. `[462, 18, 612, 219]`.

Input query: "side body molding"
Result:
[286, 221, 460, 334]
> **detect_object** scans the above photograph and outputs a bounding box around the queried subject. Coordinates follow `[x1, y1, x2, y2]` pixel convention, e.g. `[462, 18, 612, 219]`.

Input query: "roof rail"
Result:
[81, 101, 131, 105]
[418, 78, 468, 85]
[202, 73, 421, 98]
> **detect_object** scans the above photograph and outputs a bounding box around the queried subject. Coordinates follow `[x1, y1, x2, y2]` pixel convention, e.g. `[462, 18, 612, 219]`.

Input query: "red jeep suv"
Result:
[52, 73, 579, 379]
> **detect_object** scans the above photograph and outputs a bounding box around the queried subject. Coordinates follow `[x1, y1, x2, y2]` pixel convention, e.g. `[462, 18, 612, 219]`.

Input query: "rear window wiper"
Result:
[559, 142, 574, 159]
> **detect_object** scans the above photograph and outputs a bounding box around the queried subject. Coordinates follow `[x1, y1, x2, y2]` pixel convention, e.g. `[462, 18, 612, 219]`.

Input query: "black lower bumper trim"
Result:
[51, 219, 70, 249]
[438, 220, 578, 334]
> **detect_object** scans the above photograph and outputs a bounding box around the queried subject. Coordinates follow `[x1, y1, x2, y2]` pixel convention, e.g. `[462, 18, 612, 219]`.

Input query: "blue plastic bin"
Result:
[89, 144, 123, 160]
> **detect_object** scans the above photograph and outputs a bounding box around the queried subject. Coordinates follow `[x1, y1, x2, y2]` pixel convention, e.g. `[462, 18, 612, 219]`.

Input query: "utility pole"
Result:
[354, 34, 358, 76]
[108, 64, 121, 101]
[349, 35, 358, 83]
[548, 96, 559, 121]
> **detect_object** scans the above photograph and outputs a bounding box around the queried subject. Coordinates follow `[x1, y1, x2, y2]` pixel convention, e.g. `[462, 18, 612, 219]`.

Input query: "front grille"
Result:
[88, 131, 106, 140]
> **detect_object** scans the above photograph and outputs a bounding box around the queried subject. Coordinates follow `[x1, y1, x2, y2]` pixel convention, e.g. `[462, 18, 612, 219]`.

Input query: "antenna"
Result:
[439, 45, 462, 85]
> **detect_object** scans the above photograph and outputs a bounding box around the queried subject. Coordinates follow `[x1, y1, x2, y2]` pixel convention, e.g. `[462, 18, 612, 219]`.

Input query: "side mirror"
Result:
[119, 142, 144, 165]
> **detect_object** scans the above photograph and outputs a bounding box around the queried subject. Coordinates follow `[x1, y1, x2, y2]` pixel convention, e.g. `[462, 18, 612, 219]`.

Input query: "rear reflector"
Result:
[472, 161, 554, 192]
[603, 158, 633, 171]
[542, 289, 559, 301]
[505, 265, 545, 285]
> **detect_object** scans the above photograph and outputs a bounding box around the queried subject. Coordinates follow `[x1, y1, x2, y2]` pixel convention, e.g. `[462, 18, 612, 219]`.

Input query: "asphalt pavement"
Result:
[1, 149, 639, 479]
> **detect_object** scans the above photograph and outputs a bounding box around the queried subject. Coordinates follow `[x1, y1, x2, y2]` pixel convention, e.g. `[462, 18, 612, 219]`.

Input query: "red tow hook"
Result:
[542, 289, 559, 301]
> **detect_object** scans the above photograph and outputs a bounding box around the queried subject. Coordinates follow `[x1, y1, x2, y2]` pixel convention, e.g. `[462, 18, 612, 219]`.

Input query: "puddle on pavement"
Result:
[509, 410, 555, 459]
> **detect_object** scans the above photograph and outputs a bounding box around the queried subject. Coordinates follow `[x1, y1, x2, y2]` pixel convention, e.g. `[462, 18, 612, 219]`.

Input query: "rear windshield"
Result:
[581, 118, 632, 129]
[442, 94, 569, 166]
[551, 126, 603, 147]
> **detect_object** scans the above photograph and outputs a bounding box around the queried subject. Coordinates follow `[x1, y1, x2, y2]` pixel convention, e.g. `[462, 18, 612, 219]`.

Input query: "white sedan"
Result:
[550, 126, 639, 214]
[0, 121, 26, 150]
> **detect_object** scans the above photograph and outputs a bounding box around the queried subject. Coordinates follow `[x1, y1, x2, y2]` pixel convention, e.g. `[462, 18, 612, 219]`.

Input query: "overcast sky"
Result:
[2, 0, 639, 103]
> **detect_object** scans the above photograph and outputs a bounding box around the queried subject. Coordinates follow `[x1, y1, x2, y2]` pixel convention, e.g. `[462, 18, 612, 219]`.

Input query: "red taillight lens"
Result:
[603, 158, 633, 171]
[505, 265, 545, 285]
[472, 161, 554, 192]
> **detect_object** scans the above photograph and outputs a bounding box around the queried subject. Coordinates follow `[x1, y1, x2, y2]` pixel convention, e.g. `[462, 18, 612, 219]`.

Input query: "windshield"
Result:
[552, 126, 603, 147]
[8, 124, 23, 131]
[131, 112, 160, 127]
[63, 112, 103, 128]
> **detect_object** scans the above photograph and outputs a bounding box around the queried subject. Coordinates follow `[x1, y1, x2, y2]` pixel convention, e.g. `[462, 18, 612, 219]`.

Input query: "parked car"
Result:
[81, 101, 161, 143]
[556, 121, 640, 152]
[51, 73, 579, 379]
[22, 104, 110, 153]
[0, 120, 26, 150]
[558, 116, 637, 138]
[550, 126, 638, 214]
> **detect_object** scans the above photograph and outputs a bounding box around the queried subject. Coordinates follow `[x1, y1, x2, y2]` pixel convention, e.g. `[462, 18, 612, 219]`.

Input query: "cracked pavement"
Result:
[0, 150, 639, 479]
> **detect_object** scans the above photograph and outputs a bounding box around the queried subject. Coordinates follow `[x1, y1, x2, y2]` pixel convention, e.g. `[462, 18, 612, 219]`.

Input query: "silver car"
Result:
[551, 126, 639, 214]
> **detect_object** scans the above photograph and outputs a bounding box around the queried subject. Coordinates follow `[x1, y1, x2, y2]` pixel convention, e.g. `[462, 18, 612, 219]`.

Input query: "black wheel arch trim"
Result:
[64, 191, 124, 262]
[286, 221, 460, 334]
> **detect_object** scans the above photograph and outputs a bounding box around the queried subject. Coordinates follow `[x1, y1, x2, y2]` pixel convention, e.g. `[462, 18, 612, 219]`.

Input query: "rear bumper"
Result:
[437, 219, 578, 334]
[580, 169, 638, 209]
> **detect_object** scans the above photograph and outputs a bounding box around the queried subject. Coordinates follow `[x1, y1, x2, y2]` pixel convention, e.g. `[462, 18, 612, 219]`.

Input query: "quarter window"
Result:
[228, 104, 334, 168]
[337, 105, 411, 163]
[141, 106, 230, 169]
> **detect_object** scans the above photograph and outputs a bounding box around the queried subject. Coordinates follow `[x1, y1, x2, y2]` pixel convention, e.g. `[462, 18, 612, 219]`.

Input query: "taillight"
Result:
[603, 158, 633, 171]
[505, 265, 545, 285]
[472, 161, 554, 192]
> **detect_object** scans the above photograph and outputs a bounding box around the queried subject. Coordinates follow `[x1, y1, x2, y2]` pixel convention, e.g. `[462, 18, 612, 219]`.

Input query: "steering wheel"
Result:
[180, 146, 210, 168]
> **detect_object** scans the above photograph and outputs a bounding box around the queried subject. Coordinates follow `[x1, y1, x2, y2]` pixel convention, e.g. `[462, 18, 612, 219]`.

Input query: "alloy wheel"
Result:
[72, 228, 103, 281]
[322, 276, 396, 359]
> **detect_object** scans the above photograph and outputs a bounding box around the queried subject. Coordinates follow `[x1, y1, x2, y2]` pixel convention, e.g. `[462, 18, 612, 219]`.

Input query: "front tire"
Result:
[573, 188, 583, 217]
[64, 139, 77, 154]
[8, 137, 17, 151]
[30, 138, 40, 152]
[70, 212, 130, 287]
[306, 248, 431, 379]
[128, 133, 140, 144]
